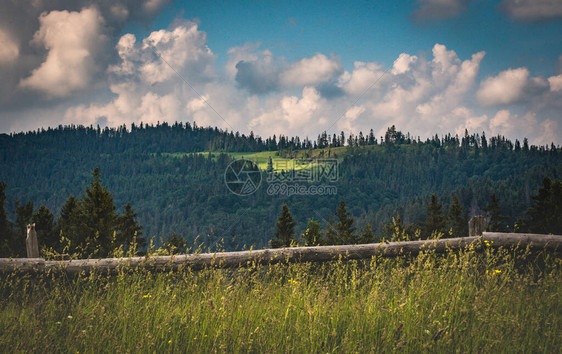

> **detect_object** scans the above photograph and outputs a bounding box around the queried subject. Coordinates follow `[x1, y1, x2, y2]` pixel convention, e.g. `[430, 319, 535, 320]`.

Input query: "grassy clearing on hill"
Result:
[1, 245, 560, 352]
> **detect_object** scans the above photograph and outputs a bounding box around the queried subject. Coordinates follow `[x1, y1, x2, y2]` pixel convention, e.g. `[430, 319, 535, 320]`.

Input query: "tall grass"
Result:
[1, 245, 560, 352]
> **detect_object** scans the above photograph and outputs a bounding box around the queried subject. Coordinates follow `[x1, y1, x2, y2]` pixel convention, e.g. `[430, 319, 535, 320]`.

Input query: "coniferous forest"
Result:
[0, 122, 561, 257]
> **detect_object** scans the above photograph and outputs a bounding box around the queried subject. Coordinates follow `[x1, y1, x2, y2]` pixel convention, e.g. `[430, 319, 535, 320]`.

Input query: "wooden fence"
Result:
[1, 232, 561, 274]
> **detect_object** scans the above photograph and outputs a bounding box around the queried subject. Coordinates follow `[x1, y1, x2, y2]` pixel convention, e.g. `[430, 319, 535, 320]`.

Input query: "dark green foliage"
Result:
[58, 195, 81, 246]
[117, 203, 145, 250]
[80, 168, 118, 256]
[32, 205, 56, 250]
[523, 177, 562, 234]
[0, 124, 560, 252]
[447, 195, 468, 237]
[271, 204, 296, 248]
[162, 233, 187, 254]
[302, 219, 323, 246]
[15, 200, 34, 240]
[382, 215, 418, 241]
[359, 224, 375, 244]
[334, 200, 358, 244]
[484, 193, 508, 232]
[423, 195, 446, 238]
[325, 215, 339, 246]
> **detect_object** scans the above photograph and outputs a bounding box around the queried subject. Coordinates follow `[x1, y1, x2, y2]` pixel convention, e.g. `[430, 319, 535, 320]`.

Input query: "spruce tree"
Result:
[302, 218, 323, 246]
[423, 194, 446, 238]
[271, 204, 296, 248]
[360, 224, 375, 244]
[484, 193, 507, 232]
[163, 233, 187, 255]
[32, 205, 56, 250]
[523, 177, 562, 234]
[117, 203, 145, 250]
[335, 200, 358, 244]
[81, 168, 118, 256]
[447, 195, 468, 237]
[58, 195, 81, 251]
[15, 200, 34, 238]
[325, 215, 339, 245]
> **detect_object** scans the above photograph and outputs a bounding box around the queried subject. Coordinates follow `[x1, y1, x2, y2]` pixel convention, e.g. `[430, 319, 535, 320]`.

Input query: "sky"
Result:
[1, 0, 561, 144]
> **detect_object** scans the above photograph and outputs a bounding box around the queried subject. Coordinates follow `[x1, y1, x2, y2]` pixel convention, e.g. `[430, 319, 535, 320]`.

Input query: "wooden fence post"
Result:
[468, 216, 486, 236]
[26, 223, 39, 258]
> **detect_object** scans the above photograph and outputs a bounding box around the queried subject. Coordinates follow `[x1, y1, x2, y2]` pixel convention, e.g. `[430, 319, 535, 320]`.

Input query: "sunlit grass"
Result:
[1, 246, 560, 352]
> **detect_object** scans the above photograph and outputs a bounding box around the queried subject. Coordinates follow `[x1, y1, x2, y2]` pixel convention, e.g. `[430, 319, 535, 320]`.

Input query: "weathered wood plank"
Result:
[1, 233, 561, 273]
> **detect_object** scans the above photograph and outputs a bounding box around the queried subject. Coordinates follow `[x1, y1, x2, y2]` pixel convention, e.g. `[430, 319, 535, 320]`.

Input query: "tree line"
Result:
[0, 168, 143, 258]
[270, 176, 562, 248]
[1, 123, 560, 253]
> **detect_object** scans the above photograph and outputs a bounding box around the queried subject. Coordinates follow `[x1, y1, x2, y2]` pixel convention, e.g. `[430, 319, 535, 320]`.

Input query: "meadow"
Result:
[1, 244, 560, 352]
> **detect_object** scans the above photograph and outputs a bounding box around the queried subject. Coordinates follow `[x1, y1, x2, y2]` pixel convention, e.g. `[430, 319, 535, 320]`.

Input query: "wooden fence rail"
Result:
[1, 232, 561, 274]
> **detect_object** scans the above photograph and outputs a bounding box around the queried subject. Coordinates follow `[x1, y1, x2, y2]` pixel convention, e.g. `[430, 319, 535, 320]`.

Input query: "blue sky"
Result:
[1, 0, 561, 144]
[133, 0, 561, 77]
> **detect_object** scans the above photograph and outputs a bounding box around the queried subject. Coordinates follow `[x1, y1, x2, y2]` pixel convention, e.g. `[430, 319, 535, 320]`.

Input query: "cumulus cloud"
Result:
[19, 7, 110, 97]
[1, 4, 560, 146]
[232, 49, 341, 94]
[392, 53, 418, 75]
[234, 51, 282, 94]
[476, 68, 530, 106]
[476, 68, 551, 107]
[109, 21, 217, 85]
[0, 0, 170, 105]
[280, 54, 342, 87]
[500, 0, 562, 22]
[65, 21, 218, 129]
[412, 0, 472, 21]
[548, 75, 562, 92]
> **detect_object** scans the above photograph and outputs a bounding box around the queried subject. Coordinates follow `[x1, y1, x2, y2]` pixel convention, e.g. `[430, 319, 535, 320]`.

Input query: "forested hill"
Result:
[1, 123, 561, 251]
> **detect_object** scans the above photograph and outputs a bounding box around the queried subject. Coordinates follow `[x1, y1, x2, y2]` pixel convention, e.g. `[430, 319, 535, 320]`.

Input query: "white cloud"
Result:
[32, 25, 558, 147]
[392, 53, 418, 75]
[140, 22, 215, 84]
[548, 75, 562, 92]
[0, 30, 19, 64]
[476, 68, 529, 106]
[248, 86, 325, 136]
[280, 53, 342, 87]
[338, 61, 385, 97]
[500, 0, 562, 22]
[19, 7, 109, 98]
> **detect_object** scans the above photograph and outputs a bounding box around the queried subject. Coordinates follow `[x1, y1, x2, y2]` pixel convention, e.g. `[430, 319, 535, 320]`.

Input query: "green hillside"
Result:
[1, 123, 561, 253]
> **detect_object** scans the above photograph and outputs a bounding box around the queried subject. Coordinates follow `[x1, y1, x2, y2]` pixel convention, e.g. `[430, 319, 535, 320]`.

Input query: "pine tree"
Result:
[58, 195, 81, 251]
[81, 168, 118, 256]
[302, 218, 323, 246]
[271, 204, 296, 248]
[335, 200, 358, 244]
[523, 177, 562, 234]
[484, 193, 507, 232]
[447, 195, 468, 237]
[163, 233, 187, 255]
[423, 194, 446, 238]
[15, 200, 34, 240]
[117, 203, 145, 250]
[360, 224, 375, 244]
[32, 205, 56, 250]
[325, 215, 339, 245]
